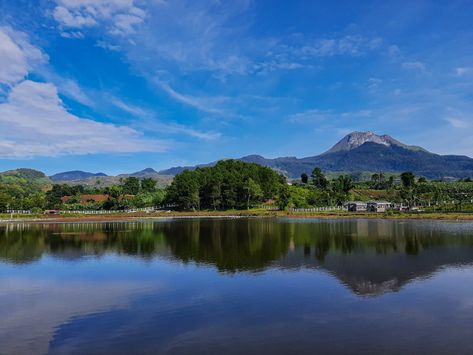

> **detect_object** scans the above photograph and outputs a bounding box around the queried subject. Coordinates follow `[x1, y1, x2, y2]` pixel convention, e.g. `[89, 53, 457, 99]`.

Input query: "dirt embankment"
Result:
[2, 210, 473, 223]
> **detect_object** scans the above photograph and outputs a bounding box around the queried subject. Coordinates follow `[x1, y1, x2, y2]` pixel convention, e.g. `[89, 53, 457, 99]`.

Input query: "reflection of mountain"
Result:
[276, 220, 473, 295]
[1, 219, 473, 296]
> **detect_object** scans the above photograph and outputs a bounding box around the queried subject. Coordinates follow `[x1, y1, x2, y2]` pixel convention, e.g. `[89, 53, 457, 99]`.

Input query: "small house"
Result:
[367, 201, 391, 212]
[345, 201, 368, 212]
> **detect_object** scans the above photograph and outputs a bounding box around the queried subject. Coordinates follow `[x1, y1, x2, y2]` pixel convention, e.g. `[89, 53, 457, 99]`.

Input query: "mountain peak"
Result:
[138, 168, 158, 174]
[50, 170, 107, 182]
[324, 131, 427, 154]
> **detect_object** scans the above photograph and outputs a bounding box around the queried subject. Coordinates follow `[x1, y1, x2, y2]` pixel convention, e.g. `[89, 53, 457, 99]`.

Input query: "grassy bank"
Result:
[1, 209, 473, 223]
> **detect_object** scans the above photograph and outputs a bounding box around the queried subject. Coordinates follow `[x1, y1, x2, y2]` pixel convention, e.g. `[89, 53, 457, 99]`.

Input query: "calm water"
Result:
[1, 218, 473, 354]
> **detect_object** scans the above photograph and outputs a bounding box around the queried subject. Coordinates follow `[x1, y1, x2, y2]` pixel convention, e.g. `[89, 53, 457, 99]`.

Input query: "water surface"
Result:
[1, 218, 473, 354]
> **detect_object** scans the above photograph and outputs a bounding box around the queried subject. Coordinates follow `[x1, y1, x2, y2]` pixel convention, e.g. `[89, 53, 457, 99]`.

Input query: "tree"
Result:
[400, 172, 416, 189]
[332, 175, 355, 205]
[277, 184, 290, 210]
[245, 178, 263, 209]
[166, 170, 200, 210]
[104, 185, 122, 198]
[122, 177, 140, 195]
[418, 176, 427, 184]
[301, 173, 308, 184]
[311, 167, 328, 190]
[400, 172, 417, 207]
[141, 178, 157, 192]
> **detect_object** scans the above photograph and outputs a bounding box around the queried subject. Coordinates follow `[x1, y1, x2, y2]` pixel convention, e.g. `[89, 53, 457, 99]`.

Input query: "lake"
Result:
[1, 218, 473, 354]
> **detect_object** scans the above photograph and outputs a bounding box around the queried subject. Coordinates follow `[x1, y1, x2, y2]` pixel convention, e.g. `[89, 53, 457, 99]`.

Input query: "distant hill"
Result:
[0, 168, 52, 191]
[50, 171, 107, 182]
[159, 132, 473, 180]
[48, 167, 173, 188]
[119, 168, 159, 178]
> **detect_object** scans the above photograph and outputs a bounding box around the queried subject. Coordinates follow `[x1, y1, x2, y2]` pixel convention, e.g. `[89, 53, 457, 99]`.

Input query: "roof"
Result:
[61, 194, 110, 204]
[80, 195, 110, 203]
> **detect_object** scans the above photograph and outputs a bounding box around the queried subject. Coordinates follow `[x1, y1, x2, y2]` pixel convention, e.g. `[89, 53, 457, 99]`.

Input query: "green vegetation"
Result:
[165, 160, 287, 210]
[289, 168, 473, 211]
[1, 163, 472, 214]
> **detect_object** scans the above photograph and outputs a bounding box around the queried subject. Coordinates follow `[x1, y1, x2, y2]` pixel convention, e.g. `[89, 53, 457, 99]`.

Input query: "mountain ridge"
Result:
[16, 132, 473, 182]
[158, 132, 473, 179]
[50, 170, 107, 182]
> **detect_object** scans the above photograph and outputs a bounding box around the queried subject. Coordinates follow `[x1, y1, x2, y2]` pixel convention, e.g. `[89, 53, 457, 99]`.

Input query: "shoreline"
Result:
[2, 210, 473, 224]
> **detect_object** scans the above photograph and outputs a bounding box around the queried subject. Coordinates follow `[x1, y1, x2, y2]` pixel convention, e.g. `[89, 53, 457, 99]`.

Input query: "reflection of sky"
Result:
[1, 254, 473, 354]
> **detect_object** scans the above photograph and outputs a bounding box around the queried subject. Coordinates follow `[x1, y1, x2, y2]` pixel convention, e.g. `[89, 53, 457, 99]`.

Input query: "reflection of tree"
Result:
[1, 220, 473, 296]
[162, 219, 291, 272]
[0, 229, 44, 264]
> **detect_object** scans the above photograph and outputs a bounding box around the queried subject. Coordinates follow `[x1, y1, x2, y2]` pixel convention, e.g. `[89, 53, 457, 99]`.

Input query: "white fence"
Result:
[5, 205, 178, 215]
[288, 206, 347, 212]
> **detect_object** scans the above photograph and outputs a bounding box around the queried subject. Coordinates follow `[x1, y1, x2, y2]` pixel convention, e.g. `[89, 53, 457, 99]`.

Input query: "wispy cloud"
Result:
[143, 119, 221, 141]
[108, 95, 222, 141]
[444, 117, 469, 129]
[402, 61, 426, 71]
[288, 109, 372, 124]
[295, 35, 383, 58]
[109, 96, 148, 117]
[156, 80, 230, 116]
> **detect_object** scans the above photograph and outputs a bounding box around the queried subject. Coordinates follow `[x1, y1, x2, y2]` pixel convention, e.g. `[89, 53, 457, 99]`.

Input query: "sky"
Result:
[0, 0, 472, 175]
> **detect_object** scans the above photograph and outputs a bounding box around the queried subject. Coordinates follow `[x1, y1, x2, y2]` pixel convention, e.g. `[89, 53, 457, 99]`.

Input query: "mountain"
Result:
[160, 132, 473, 180]
[119, 168, 159, 178]
[324, 131, 427, 154]
[0, 168, 52, 190]
[50, 171, 107, 182]
[158, 163, 214, 176]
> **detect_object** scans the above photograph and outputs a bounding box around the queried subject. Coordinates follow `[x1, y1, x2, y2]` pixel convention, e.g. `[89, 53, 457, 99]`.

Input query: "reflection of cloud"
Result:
[0, 278, 161, 354]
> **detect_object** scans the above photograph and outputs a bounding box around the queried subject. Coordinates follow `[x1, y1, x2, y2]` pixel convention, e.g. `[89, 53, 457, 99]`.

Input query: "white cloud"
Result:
[444, 117, 469, 129]
[296, 35, 383, 59]
[0, 80, 167, 158]
[53, 0, 146, 36]
[402, 61, 426, 71]
[455, 67, 473, 77]
[0, 27, 47, 86]
[96, 40, 121, 51]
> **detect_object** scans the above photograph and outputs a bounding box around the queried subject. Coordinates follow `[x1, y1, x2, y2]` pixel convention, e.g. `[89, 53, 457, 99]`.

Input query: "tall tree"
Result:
[122, 177, 141, 195]
[301, 173, 308, 184]
[400, 172, 416, 189]
[311, 167, 328, 190]
[141, 178, 157, 192]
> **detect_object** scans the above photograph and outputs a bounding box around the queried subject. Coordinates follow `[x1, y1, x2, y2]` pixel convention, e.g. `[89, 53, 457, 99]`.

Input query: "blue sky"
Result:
[0, 0, 472, 175]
